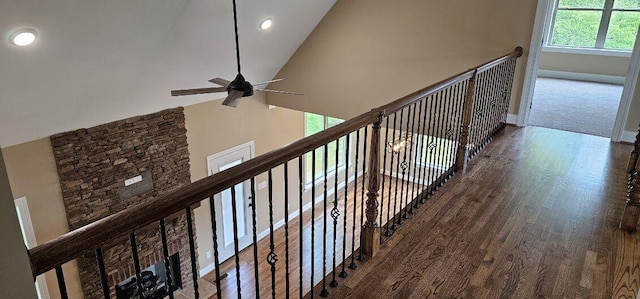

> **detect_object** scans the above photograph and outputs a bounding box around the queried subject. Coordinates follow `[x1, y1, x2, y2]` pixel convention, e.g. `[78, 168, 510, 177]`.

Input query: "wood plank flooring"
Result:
[193, 125, 640, 298]
[328, 126, 640, 298]
[199, 173, 424, 298]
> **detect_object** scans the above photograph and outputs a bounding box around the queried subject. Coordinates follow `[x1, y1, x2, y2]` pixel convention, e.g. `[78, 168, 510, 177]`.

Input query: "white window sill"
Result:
[542, 46, 632, 58]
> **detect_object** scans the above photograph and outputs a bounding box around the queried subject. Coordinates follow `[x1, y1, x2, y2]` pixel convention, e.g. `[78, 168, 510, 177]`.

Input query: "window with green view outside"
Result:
[549, 0, 640, 51]
[304, 113, 346, 185]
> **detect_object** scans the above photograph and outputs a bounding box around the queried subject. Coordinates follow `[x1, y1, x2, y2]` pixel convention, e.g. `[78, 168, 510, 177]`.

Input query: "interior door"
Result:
[207, 143, 254, 263]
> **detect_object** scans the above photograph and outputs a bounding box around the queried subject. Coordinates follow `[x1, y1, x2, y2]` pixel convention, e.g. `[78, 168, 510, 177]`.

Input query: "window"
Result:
[548, 0, 640, 51]
[304, 113, 346, 185]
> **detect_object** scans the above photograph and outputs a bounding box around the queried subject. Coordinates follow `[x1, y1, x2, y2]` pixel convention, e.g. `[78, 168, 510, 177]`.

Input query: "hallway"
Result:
[328, 126, 639, 298]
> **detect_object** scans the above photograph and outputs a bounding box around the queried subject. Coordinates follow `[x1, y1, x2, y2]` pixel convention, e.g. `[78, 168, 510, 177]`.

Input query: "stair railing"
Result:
[27, 47, 522, 299]
[621, 124, 640, 231]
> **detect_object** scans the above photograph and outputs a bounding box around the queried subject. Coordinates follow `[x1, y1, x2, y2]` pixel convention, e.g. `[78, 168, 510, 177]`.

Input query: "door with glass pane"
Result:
[207, 142, 254, 263]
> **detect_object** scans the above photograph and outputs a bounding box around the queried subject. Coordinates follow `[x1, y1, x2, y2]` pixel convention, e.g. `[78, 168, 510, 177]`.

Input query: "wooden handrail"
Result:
[29, 111, 378, 276]
[28, 46, 523, 278]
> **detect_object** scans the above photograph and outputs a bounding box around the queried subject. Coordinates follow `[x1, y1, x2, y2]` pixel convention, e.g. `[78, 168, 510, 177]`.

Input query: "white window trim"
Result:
[542, 45, 632, 57]
[545, 0, 640, 52]
[303, 113, 348, 189]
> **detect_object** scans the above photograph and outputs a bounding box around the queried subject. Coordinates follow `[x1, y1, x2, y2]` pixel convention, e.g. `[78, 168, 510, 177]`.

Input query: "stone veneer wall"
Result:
[50, 108, 197, 299]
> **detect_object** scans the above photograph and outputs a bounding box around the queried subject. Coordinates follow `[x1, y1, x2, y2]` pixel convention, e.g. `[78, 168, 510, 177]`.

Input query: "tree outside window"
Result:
[304, 113, 346, 185]
[549, 0, 640, 51]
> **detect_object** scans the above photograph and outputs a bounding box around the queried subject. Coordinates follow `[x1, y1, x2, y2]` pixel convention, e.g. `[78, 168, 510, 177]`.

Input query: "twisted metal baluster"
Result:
[398, 106, 411, 224]
[95, 247, 110, 299]
[339, 134, 350, 278]
[320, 144, 329, 297]
[358, 126, 368, 260]
[284, 163, 291, 298]
[330, 138, 341, 287]
[185, 208, 199, 299]
[159, 220, 175, 299]
[129, 233, 145, 298]
[392, 110, 404, 229]
[250, 178, 260, 298]
[208, 196, 223, 297]
[310, 150, 317, 298]
[298, 156, 304, 298]
[267, 169, 278, 299]
[386, 112, 398, 235]
[349, 130, 360, 269]
[380, 116, 390, 238]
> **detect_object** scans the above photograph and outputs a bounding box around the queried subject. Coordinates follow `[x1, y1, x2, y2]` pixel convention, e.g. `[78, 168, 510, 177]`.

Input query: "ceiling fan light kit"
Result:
[171, 0, 301, 107]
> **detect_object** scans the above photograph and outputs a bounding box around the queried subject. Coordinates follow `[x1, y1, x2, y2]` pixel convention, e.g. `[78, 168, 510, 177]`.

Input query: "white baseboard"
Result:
[506, 114, 518, 125]
[622, 130, 638, 143]
[537, 70, 626, 85]
[199, 263, 217, 277]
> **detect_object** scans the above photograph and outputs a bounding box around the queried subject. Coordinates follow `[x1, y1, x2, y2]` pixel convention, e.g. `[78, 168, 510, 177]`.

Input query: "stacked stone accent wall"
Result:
[50, 108, 196, 298]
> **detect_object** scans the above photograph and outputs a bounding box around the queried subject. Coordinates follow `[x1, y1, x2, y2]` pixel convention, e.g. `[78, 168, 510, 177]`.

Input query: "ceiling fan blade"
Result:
[208, 78, 231, 87]
[254, 78, 284, 86]
[255, 88, 303, 96]
[171, 87, 228, 96]
[222, 89, 244, 107]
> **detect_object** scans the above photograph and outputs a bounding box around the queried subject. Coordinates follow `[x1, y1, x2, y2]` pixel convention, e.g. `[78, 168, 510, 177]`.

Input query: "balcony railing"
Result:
[621, 124, 640, 231]
[28, 47, 523, 299]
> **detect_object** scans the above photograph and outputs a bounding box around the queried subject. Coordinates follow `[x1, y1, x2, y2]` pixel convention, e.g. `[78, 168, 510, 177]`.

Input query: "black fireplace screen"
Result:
[115, 253, 181, 299]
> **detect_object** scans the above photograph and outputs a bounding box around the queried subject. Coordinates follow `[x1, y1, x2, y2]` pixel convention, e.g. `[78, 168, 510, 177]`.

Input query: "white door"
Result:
[207, 141, 254, 263]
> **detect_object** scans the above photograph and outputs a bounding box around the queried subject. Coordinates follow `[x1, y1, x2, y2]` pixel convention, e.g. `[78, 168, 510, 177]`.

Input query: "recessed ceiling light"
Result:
[259, 18, 273, 30]
[10, 29, 37, 46]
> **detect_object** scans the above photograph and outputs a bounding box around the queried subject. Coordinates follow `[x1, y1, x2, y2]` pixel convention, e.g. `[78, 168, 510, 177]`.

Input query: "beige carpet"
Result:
[528, 77, 623, 137]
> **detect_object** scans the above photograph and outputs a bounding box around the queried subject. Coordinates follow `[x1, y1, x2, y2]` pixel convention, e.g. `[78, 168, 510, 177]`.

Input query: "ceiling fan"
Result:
[171, 0, 302, 108]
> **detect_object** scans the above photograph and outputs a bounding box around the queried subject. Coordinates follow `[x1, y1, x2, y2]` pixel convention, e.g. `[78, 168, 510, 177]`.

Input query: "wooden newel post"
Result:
[361, 112, 383, 258]
[456, 70, 477, 171]
[621, 125, 640, 231]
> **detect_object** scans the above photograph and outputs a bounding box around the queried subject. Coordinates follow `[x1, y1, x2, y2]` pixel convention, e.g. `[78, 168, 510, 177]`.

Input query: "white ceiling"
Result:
[0, 0, 335, 147]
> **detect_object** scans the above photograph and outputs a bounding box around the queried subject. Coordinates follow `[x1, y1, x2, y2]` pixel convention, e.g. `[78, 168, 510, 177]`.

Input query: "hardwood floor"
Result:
[199, 173, 423, 298]
[195, 125, 639, 298]
[328, 126, 640, 298]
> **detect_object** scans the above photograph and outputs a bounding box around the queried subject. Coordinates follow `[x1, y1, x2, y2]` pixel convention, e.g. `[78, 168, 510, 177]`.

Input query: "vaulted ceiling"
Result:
[0, 0, 336, 147]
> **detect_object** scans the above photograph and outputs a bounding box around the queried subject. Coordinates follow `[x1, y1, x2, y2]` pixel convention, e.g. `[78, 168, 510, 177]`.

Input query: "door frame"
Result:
[613, 26, 640, 141]
[14, 197, 50, 299]
[206, 140, 255, 263]
[517, 0, 640, 142]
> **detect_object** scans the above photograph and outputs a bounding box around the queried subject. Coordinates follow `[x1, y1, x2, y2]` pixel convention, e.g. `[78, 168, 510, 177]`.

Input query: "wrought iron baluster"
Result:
[159, 219, 175, 299]
[411, 99, 426, 211]
[442, 86, 456, 175]
[380, 116, 390, 238]
[250, 178, 260, 298]
[349, 130, 360, 269]
[426, 93, 438, 194]
[55, 266, 69, 299]
[298, 156, 304, 298]
[416, 97, 429, 205]
[185, 207, 199, 299]
[95, 247, 110, 299]
[339, 134, 350, 278]
[450, 82, 466, 169]
[358, 126, 368, 260]
[207, 196, 222, 297]
[392, 109, 404, 228]
[386, 112, 398, 234]
[407, 102, 419, 215]
[400, 104, 414, 220]
[129, 233, 145, 298]
[311, 149, 317, 298]
[435, 89, 448, 186]
[330, 138, 340, 287]
[284, 163, 291, 299]
[267, 169, 277, 299]
[320, 144, 329, 297]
